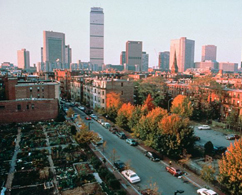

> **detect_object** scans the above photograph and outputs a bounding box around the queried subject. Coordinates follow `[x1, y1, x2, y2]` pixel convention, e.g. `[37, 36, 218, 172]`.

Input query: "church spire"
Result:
[171, 51, 178, 74]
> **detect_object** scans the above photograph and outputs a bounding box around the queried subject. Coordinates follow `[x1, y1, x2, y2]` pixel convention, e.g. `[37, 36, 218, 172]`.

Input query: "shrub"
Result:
[90, 156, 102, 170]
[108, 179, 120, 190]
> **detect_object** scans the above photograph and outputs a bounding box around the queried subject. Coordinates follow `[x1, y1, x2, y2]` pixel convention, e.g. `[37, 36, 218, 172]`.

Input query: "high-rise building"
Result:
[65, 45, 72, 68]
[126, 41, 142, 71]
[158, 51, 170, 70]
[120, 51, 126, 65]
[142, 52, 149, 72]
[202, 45, 217, 61]
[17, 49, 30, 70]
[90, 7, 104, 70]
[169, 37, 195, 72]
[43, 31, 65, 64]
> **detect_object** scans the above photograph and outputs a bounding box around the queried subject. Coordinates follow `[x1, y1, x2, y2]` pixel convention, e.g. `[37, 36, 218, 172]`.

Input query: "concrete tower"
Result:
[90, 7, 104, 70]
[169, 37, 195, 72]
[158, 51, 170, 71]
[17, 49, 30, 70]
[126, 41, 142, 71]
[202, 45, 217, 62]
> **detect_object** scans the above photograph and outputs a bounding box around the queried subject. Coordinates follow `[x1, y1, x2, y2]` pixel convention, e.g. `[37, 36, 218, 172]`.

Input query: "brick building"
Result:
[0, 76, 60, 123]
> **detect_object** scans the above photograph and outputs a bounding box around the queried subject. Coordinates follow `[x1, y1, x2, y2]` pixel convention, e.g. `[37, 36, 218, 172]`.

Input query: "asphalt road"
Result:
[72, 107, 198, 195]
[194, 126, 236, 148]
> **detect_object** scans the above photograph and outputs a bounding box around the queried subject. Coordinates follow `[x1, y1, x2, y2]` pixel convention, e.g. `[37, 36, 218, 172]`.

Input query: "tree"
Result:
[75, 130, 100, 145]
[66, 108, 75, 118]
[106, 92, 122, 121]
[201, 165, 215, 184]
[204, 141, 214, 155]
[116, 103, 135, 130]
[128, 106, 143, 130]
[170, 95, 193, 118]
[71, 125, 77, 135]
[133, 107, 167, 146]
[218, 139, 242, 194]
[142, 94, 155, 112]
[137, 76, 167, 107]
[158, 114, 194, 158]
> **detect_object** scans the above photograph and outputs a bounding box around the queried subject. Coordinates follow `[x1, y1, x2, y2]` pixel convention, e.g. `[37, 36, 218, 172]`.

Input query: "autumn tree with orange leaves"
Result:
[218, 139, 242, 194]
[106, 92, 122, 121]
[116, 103, 135, 130]
[154, 114, 194, 157]
[170, 95, 193, 118]
[133, 107, 167, 146]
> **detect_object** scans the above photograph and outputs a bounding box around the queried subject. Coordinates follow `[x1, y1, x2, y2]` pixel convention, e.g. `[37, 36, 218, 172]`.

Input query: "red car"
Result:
[85, 116, 91, 120]
[165, 166, 183, 177]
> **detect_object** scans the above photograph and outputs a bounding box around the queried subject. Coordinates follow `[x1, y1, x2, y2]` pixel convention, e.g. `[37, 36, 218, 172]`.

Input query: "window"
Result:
[102, 99, 104, 103]
[42, 87, 44, 92]
[102, 91, 104, 95]
[17, 104, 21, 110]
[26, 105, 29, 109]
[0, 106, 5, 110]
[31, 104, 34, 109]
[38, 94, 40, 98]
[30, 87, 32, 92]
[37, 87, 40, 92]
[42, 95, 44, 98]
[121, 82, 123, 87]
[121, 91, 124, 95]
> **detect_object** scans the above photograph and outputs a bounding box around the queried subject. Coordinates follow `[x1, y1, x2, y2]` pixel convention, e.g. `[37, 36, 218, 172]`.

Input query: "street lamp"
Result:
[174, 190, 184, 195]
[168, 98, 173, 112]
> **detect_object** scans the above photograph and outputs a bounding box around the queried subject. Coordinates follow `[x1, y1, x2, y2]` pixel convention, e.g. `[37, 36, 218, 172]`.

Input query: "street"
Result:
[73, 107, 198, 195]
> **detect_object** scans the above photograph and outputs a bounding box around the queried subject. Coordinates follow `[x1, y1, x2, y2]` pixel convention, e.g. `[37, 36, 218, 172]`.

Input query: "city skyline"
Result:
[1, 0, 242, 68]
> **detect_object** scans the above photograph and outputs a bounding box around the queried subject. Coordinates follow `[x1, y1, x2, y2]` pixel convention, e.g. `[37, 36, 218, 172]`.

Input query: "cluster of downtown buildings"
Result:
[1, 7, 242, 124]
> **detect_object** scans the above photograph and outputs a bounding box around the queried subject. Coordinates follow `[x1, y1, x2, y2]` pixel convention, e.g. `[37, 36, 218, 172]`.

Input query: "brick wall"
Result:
[0, 99, 59, 124]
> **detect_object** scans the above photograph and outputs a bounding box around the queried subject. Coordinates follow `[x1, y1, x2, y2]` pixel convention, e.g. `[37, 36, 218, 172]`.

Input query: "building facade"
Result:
[169, 37, 195, 72]
[142, 52, 149, 72]
[120, 51, 126, 65]
[17, 49, 30, 70]
[43, 31, 65, 64]
[202, 45, 217, 62]
[83, 77, 134, 109]
[219, 62, 238, 73]
[126, 41, 142, 71]
[158, 51, 170, 71]
[194, 60, 219, 69]
[90, 7, 104, 70]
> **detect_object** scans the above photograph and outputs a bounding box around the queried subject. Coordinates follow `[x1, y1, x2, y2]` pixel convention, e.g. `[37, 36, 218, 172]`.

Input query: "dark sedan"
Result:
[114, 160, 126, 171]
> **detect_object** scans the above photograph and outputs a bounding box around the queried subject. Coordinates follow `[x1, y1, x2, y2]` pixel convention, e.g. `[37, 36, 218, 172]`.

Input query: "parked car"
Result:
[98, 119, 104, 124]
[126, 138, 138, 146]
[213, 146, 227, 154]
[165, 166, 183, 177]
[145, 151, 161, 161]
[78, 106, 85, 111]
[69, 103, 75, 107]
[116, 131, 127, 139]
[198, 125, 211, 130]
[92, 132, 103, 145]
[103, 122, 111, 129]
[85, 116, 91, 120]
[85, 109, 93, 115]
[109, 126, 118, 134]
[121, 170, 141, 183]
[90, 114, 98, 120]
[114, 160, 125, 171]
[197, 188, 217, 195]
[225, 134, 240, 140]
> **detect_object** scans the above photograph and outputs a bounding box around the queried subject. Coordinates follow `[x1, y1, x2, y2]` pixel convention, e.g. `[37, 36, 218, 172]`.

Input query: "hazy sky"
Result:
[1, 0, 242, 67]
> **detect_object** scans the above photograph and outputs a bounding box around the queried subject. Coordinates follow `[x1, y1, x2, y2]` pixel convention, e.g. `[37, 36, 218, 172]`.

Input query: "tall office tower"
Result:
[169, 37, 195, 72]
[41, 47, 43, 63]
[202, 45, 217, 61]
[43, 31, 65, 64]
[65, 45, 72, 69]
[17, 49, 30, 70]
[90, 7, 104, 70]
[120, 51, 126, 65]
[126, 41, 142, 71]
[158, 51, 170, 70]
[142, 52, 149, 72]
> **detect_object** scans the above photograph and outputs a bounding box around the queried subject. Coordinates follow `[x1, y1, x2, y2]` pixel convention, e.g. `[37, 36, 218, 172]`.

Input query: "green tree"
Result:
[128, 106, 143, 130]
[116, 103, 135, 130]
[137, 76, 167, 107]
[170, 95, 193, 118]
[201, 165, 215, 183]
[218, 139, 242, 194]
[204, 141, 214, 155]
